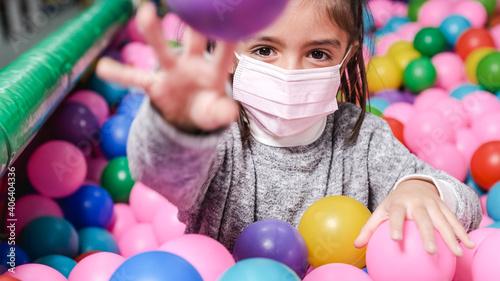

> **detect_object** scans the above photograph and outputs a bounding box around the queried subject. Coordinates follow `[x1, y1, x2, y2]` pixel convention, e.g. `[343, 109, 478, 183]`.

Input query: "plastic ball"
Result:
[129, 182, 168, 223]
[89, 73, 129, 108]
[78, 227, 119, 254]
[471, 141, 500, 190]
[382, 117, 405, 145]
[418, 1, 451, 27]
[456, 28, 496, 60]
[232, 219, 309, 278]
[3, 263, 67, 281]
[367, 105, 383, 117]
[159, 234, 235, 281]
[455, 129, 482, 164]
[68, 252, 124, 281]
[0, 244, 30, 272]
[86, 156, 109, 185]
[474, 0, 498, 15]
[165, 0, 288, 41]
[152, 202, 186, 244]
[14, 194, 63, 235]
[477, 52, 500, 92]
[472, 230, 500, 281]
[384, 17, 410, 33]
[396, 22, 422, 41]
[491, 25, 500, 48]
[375, 34, 401, 56]
[368, 97, 390, 112]
[126, 16, 145, 43]
[417, 143, 468, 182]
[99, 114, 133, 160]
[472, 111, 500, 143]
[374, 90, 406, 104]
[439, 15, 472, 46]
[62, 185, 114, 229]
[366, 220, 456, 281]
[486, 182, 500, 220]
[408, 0, 426, 22]
[383, 102, 415, 125]
[67, 90, 110, 126]
[121, 42, 145, 65]
[0, 277, 20, 281]
[218, 258, 300, 281]
[110, 250, 202, 281]
[480, 214, 495, 228]
[107, 203, 138, 241]
[450, 83, 482, 100]
[20, 216, 78, 260]
[27, 140, 87, 198]
[413, 88, 448, 112]
[404, 111, 455, 154]
[481, 193, 488, 213]
[466, 47, 495, 84]
[74, 250, 101, 262]
[387, 41, 413, 57]
[429, 97, 469, 130]
[431, 52, 465, 91]
[453, 1, 488, 28]
[118, 223, 159, 258]
[404, 57, 437, 93]
[162, 13, 186, 41]
[453, 228, 497, 281]
[100, 157, 135, 203]
[461, 91, 500, 122]
[34, 255, 77, 278]
[302, 263, 373, 281]
[367, 56, 402, 93]
[391, 46, 422, 71]
[298, 196, 371, 268]
[117, 94, 145, 118]
[413, 27, 447, 57]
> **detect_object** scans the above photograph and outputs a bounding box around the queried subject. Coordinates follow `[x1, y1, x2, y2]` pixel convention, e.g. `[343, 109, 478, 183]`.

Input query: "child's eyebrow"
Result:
[304, 39, 342, 49]
[248, 36, 285, 46]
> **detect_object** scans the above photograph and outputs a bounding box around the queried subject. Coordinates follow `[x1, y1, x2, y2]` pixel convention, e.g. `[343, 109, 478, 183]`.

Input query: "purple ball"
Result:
[165, 0, 290, 40]
[401, 90, 417, 104]
[52, 102, 100, 154]
[373, 90, 406, 104]
[232, 219, 309, 278]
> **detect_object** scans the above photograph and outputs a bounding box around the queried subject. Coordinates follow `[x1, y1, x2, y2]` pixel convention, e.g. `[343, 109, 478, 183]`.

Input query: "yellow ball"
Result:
[391, 48, 422, 71]
[367, 56, 402, 93]
[387, 41, 414, 57]
[298, 195, 372, 269]
[466, 47, 495, 84]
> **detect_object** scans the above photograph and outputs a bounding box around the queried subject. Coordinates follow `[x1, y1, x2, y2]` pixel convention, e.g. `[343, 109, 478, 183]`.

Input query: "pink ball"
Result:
[131, 46, 157, 72]
[472, 111, 500, 143]
[391, 1, 408, 17]
[68, 252, 125, 281]
[472, 230, 500, 281]
[67, 90, 109, 126]
[481, 194, 488, 214]
[375, 34, 400, 56]
[369, 0, 394, 28]
[417, 143, 468, 182]
[302, 263, 373, 281]
[413, 88, 449, 112]
[158, 234, 235, 281]
[383, 102, 415, 125]
[454, 227, 497, 281]
[118, 223, 159, 258]
[120, 42, 145, 65]
[455, 128, 482, 164]
[152, 202, 186, 244]
[126, 16, 145, 43]
[396, 22, 423, 42]
[366, 220, 456, 281]
[106, 203, 138, 241]
[27, 141, 87, 198]
[462, 91, 500, 122]
[431, 52, 465, 91]
[429, 97, 469, 130]
[363, 45, 372, 66]
[85, 156, 108, 186]
[14, 194, 63, 236]
[453, 1, 488, 28]
[129, 182, 168, 223]
[479, 214, 494, 228]
[162, 13, 186, 41]
[404, 111, 455, 154]
[4, 263, 67, 281]
[418, 1, 452, 27]
[491, 25, 500, 49]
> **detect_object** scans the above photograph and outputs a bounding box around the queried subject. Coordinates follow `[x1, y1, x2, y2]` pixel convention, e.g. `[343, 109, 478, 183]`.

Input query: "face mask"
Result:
[233, 49, 350, 137]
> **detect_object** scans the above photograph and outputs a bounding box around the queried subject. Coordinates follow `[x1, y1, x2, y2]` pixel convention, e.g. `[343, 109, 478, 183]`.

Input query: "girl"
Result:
[97, 0, 481, 259]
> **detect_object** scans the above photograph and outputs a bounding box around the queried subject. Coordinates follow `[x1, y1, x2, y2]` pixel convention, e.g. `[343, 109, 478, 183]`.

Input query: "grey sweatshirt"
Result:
[127, 98, 482, 252]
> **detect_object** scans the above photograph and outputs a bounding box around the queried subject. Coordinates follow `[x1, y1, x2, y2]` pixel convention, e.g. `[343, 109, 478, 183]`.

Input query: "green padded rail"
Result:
[0, 0, 133, 177]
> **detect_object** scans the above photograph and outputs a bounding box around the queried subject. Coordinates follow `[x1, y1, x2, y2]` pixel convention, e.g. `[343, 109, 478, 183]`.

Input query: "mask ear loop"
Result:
[339, 47, 352, 67]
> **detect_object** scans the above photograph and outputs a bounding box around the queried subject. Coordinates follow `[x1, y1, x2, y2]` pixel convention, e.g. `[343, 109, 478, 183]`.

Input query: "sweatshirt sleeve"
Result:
[367, 115, 482, 232]
[126, 97, 228, 211]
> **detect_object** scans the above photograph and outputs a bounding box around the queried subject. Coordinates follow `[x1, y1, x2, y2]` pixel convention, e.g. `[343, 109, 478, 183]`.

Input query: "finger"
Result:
[136, 2, 176, 69]
[388, 204, 406, 241]
[96, 58, 155, 91]
[353, 209, 385, 248]
[412, 209, 437, 255]
[440, 204, 475, 249]
[189, 91, 239, 130]
[428, 203, 464, 257]
[183, 28, 207, 57]
[213, 41, 238, 85]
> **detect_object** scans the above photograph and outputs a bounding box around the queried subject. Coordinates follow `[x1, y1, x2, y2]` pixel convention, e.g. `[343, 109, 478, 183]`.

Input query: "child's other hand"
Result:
[353, 180, 475, 257]
[96, 3, 239, 133]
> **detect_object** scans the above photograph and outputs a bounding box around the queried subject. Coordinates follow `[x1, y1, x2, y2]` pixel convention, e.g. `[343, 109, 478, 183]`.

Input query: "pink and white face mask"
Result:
[232, 49, 350, 137]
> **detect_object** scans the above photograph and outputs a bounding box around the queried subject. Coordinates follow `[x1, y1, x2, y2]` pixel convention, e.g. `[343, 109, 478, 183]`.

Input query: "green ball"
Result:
[20, 216, 79, 260]
[34, 255, 77, 278]
[408, 0, 427, 22]
[477, 52, 500, 93]
[404, 57, 437, 93]
[367, 105, 383, 117]
[413, 27, 447, 57]
[100, 157, 135, 203]
[474, 0, 497, 16]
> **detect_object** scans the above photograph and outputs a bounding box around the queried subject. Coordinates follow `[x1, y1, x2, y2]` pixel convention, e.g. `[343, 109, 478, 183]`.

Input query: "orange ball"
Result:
[470, 141, 500, 190]
[383, 117, 405, 146]
[456, 28, 496, 60]
[0, 276, 21, 281]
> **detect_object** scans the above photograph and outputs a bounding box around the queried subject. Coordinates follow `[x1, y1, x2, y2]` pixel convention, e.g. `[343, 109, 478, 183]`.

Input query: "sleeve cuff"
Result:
[392, 174, 459, 214]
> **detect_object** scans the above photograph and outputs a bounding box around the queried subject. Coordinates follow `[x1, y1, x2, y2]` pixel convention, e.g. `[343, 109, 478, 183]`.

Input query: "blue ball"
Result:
[62, 185, 114, 229]
[466, 171, 485, 196]
[486, 182, 500, 220]
[0, 243, 30, 274]
[218, 258, 301, 281]
[488, 221, 500, 229]
[110, 251, 203, 281]
[450, 84, 482, 100]
[117, 94, 145, 118]
[384, 16, 410, 33]
[369, 97, 391, 112]
[439, 15, 471, 46]
[34, 255, 77, 278]
[364, 35, 375, 55]
[363, 6, 374, 32]
[375, 28, 390, 38]
[100, 114, 134, 159]
[495, 91, 500, 102]
[362, 267, 369, 274]
[78, 227, 119, 254]
[89, 73, 129, 107]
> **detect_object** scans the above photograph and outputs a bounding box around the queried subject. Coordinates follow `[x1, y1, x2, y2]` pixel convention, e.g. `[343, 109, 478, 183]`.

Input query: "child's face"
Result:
[234, 0, 350, 70]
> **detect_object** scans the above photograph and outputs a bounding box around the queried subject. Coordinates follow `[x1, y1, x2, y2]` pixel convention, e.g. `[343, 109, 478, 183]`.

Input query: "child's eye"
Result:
[252, 47, 275, 57]
[308, 50, 332, 61]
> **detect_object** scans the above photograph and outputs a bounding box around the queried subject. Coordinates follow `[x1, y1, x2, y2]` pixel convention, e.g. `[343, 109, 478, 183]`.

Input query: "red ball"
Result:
[456, 28, 496, 60]
[383, 117, 405, 146]
[470, 141, 500, 190]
